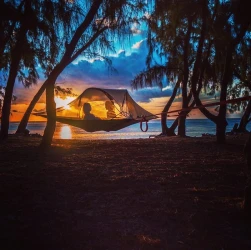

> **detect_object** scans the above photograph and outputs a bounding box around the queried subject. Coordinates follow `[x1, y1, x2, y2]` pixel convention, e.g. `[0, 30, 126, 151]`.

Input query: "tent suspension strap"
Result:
[139, 95, 251, 132]
[163, 95, 251, 116]
[140, 116, 149, 132]
[146, 95, 251, 120]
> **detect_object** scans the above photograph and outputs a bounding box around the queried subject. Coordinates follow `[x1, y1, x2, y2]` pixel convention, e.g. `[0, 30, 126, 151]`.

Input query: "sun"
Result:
[54, 96, 75, 109]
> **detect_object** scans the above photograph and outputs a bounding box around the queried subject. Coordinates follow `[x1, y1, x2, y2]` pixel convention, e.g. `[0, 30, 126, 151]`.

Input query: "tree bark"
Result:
[0, 29, 26, 140]
[160, 113, 176, 136]
[160, 80, 180, 136]
[177, 17, 192, 137]
[178, 115, 186, 136]
[40, 81, 56, 148]
[216, 117, 228, 144]
[216, 47, 233, 143]
[0, 58, 20, 140]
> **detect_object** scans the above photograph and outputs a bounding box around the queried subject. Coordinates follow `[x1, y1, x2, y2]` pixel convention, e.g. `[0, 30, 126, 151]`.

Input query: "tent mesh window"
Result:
[35, 88, 156, 132]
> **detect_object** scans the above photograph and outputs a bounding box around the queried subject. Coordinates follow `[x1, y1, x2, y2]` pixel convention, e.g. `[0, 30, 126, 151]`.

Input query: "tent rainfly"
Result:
[35, 88, 157, 132]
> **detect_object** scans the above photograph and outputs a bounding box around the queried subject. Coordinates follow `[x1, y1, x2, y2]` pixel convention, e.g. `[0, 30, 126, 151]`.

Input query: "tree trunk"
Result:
[238, 99, 251, 133]
[160, 113, 176, 136]
[178, 115, 186, 136]
[40, 81, 56, 148]
[216, 117, 228, 144]
[0, 2, 29, 140]
[0, 58, 20, 140]
[216, 48, 233, 144]
[178, 81, 188, 136]
[244, 133, 251, 215]
[216, 94, 228, 144]
[217, 19, 250, 141]
[159, 80, 180, 136]
[16, 81, 47, 134]
[177, 17, 192, 137]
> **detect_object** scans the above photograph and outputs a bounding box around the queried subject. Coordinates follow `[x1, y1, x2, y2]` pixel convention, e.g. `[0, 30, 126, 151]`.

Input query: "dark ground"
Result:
[1, 135, 251, 250]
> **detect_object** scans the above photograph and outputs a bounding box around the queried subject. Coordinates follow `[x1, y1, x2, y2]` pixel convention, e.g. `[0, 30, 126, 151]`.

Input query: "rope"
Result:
[144, 95, 251, 119]
[138, 95, 251, 132]
[140, 116, 149, 132]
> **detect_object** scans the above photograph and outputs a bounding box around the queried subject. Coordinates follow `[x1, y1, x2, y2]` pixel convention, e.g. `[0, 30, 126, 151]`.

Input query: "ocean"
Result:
[7, 118, 251, 140]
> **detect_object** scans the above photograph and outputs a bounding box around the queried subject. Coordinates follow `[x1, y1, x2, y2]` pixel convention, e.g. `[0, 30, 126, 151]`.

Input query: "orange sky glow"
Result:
[10, 92, 218, 122]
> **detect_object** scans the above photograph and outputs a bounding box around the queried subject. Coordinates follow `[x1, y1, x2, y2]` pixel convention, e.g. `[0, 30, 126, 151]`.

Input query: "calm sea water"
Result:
[7, 118, 251, 140]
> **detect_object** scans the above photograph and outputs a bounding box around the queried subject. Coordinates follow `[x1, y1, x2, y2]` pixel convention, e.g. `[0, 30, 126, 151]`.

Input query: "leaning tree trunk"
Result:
[238, 99, 251, 133]
[16, 81, 47, 134]
[160, 80, 180, 136]
[38, 64, 64, 148]
[40, 81, 56, 148]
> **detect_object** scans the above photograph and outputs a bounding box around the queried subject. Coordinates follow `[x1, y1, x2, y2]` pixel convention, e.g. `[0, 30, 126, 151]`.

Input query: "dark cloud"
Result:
[129, 87, 173, 103]
[58, 39, 173, 102]
[60, 41, 148, 90]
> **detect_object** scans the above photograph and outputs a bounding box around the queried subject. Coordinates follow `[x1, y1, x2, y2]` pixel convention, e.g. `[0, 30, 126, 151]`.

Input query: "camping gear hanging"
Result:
[35, 88, 156, 132]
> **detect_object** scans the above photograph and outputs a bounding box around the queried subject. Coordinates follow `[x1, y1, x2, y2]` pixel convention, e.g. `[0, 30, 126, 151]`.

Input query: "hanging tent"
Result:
[35, 88, 157, 132]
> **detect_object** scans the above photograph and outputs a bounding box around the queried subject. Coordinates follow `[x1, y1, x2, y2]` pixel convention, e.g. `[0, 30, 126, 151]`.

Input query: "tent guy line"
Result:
[139, 95, 251, 132]
[150, 95, 251, 117]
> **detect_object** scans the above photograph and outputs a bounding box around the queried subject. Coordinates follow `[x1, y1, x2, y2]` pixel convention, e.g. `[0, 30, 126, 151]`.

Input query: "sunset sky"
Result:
[11, 22, 219, 122]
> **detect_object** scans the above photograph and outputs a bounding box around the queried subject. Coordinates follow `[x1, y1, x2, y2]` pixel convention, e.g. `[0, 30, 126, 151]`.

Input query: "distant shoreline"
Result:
[5, 118, 250, 140]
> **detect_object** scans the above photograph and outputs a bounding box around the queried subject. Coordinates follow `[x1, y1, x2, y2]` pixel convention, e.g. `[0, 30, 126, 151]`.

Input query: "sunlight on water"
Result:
[7, 118, 251, 140]
[60, 125, 72, 139]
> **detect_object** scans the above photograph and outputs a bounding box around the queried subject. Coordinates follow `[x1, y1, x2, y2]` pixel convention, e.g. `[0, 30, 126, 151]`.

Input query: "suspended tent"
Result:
[35, 88, 157, 132]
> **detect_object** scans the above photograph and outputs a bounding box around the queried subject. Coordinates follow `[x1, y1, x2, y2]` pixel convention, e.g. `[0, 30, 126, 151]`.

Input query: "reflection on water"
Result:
[7, 118, 251, 140]
[60, 125, 72, 139]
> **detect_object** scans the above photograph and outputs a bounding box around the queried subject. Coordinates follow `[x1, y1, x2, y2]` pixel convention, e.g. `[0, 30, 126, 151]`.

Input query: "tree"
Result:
[0, 0, 81, 140]
[132, 65, 181, 136]
[0, 1, 22, 67]
[188, 0, 250, 143]
[54, 85, 77, 99]
[13, 0, 145, 148]
[0, 0, 33, 140]
[0, 85, 17, 118]
[132, 0, 208, 137]
[227, 36, 251, 133]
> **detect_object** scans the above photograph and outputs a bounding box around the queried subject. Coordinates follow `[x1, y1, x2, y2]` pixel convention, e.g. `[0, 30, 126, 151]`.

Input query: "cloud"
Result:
[130, 87, 173, 103]
[58, 40, 150, 92]
[132, 39, 145, 49]
[13, 39, 174, 109]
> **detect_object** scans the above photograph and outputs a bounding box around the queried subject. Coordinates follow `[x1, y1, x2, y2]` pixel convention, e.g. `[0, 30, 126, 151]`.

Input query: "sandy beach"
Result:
[1, 135, 251, 250]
